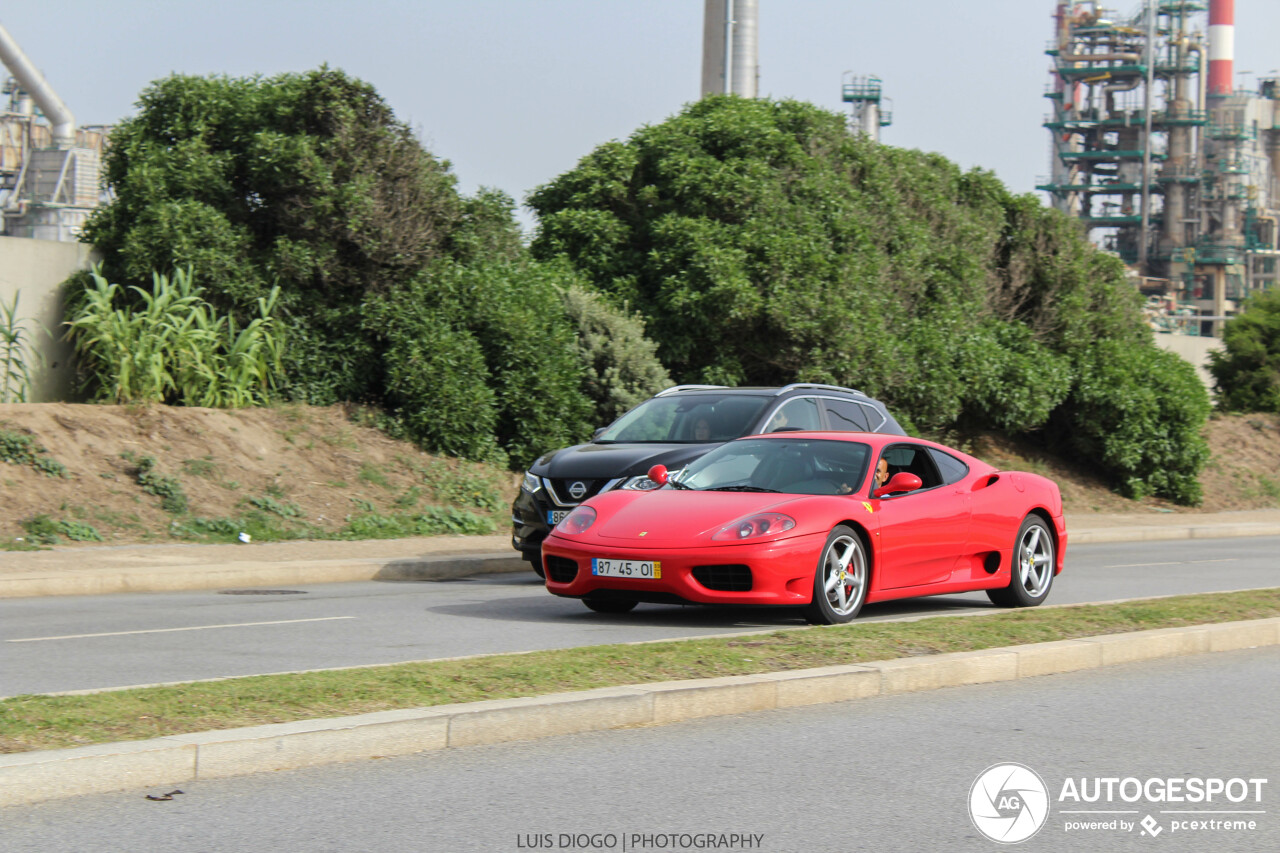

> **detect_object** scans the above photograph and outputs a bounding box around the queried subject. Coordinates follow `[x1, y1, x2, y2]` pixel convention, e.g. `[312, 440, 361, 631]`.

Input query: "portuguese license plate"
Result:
[591, 558, 661, 579]
[548, 510, 570, 525]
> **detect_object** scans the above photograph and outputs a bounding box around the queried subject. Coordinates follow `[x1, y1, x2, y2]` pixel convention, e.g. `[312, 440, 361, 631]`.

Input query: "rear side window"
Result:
[927, 448, 970, 485]
[822, 399, 870, 432]
[762, 397, 823, 432]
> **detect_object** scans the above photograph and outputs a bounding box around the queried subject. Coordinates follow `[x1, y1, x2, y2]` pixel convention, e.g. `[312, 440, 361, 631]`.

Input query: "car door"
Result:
[870, 443, 972, 589]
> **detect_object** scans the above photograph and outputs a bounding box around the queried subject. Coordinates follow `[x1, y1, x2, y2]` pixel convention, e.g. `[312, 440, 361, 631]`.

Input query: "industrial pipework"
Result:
[0, 22, 74, 149]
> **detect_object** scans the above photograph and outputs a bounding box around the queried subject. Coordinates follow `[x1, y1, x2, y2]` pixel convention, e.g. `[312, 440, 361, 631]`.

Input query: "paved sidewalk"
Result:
[2, 510, 1279, 599]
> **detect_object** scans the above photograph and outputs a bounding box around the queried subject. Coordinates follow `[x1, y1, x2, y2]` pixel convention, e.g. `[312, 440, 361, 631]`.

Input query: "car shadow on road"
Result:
[420, 590, 997, 629]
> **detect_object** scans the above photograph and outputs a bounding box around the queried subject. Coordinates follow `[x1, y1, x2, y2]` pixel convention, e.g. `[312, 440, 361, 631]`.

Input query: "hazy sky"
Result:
[5, 1, 1280, 233]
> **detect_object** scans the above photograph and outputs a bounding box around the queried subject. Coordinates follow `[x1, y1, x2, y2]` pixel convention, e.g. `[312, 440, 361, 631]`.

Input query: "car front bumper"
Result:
[540, 532, 826, 606]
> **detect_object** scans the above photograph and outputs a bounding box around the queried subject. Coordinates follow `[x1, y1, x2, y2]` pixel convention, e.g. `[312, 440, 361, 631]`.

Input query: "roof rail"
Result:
[655, 384, 730, 396]
[775, 383, 867, 397]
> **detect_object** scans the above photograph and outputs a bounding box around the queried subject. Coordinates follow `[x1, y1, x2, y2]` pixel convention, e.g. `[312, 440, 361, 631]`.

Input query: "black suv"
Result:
[511, 384, 906, 573]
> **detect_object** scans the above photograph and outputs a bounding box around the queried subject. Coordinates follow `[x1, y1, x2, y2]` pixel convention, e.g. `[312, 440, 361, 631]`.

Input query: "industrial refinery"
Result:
[3, 3, 1279, 336]
[1040, 0, 1280, 332]
[0, 23, 105, 242]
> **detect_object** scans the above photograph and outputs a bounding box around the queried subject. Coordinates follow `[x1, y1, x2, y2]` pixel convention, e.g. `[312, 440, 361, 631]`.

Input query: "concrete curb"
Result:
[3, 617, 1277, 807]
[0, 552, 527, 599]
[1070, 522, 1280, 544]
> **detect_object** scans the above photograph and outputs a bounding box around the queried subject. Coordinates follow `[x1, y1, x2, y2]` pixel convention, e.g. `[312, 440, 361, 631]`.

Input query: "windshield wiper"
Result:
[705, 485, 780, 492]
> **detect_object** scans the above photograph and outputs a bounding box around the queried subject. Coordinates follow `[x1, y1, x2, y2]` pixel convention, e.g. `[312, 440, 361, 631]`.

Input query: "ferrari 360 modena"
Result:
[540, 432, 1067, 624]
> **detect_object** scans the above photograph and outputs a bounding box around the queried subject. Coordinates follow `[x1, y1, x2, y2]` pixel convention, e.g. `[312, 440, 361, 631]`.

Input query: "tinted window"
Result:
[762, 397, 823, 432]
[598, 394, 771, 442]
[859, 402, 888, 432]
[822, 399, 869, 432]
[927, 448, 970, 485]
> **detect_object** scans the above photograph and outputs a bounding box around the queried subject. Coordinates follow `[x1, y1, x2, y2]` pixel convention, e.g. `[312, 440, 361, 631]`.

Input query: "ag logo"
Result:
[568, 481, 588, 499]
[969, 763, 1050, 844]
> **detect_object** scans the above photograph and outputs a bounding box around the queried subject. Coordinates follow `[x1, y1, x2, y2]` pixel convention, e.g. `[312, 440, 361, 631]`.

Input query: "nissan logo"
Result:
[568, 481, 588, 499]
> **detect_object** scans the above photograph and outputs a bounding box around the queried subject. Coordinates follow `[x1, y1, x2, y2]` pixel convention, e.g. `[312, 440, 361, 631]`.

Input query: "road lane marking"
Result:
[1104, 559, 1240, 568]
[7, 616, 356, 643]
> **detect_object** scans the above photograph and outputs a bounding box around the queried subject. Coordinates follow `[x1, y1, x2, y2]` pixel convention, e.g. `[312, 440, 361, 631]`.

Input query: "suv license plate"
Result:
[591, 558, 661, 579]
[548, 510, 570, 525]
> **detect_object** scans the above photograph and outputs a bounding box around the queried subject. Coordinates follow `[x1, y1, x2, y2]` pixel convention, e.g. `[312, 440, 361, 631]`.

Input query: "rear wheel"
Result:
[987, 515, 1055, 607]
[803, 525, 868, 625]
[582, 596, 637, 614]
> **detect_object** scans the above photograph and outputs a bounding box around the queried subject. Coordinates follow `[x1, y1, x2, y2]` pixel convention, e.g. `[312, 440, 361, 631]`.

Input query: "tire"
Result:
[582, 596, 637, 614]
[987, 515, 1055, 608]
[803, 525, 869, 625]
[531, 559, 545, 579]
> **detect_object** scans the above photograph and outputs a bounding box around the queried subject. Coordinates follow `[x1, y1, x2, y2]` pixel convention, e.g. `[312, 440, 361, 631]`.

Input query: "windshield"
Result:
[596, 394, 771, 443]
[674, 438, 871, 495]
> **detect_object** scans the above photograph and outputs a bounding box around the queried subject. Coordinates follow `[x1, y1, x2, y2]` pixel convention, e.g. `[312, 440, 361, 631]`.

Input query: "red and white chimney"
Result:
[1207, 0, 1235, 97]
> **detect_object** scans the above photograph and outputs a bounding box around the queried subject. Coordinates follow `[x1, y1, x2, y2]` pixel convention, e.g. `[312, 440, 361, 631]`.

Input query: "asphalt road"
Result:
[1, 536, 1278, 697]
[3, 645, 1275, 852]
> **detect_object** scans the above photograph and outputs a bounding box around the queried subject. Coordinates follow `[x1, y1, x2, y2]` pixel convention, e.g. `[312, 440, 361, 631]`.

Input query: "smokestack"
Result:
[1207, 0, 1235, 97]
[701, 0, 758, 98]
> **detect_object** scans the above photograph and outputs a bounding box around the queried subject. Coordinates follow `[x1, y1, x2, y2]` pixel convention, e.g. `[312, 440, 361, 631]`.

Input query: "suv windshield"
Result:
[596, 394, 771, 443]
[675, 438, 872, 495]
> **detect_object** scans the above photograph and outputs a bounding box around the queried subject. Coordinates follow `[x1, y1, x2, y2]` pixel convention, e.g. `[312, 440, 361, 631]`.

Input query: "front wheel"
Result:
[582, 596, 637, 614]
[987, 515, 1055, 607]
[803, 525, 868, 625]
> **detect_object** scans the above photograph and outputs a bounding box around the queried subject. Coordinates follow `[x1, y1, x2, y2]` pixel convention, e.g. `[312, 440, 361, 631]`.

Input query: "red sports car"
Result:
[541, 432, 1066, 624]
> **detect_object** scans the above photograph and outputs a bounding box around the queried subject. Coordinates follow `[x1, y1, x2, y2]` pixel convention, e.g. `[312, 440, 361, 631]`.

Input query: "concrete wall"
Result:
[0, 236, 97, 402]
[1152, 330, 1224, 392]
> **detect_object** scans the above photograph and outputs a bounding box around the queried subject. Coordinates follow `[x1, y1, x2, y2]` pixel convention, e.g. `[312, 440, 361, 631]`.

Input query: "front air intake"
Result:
[692, 564, 753, 591]
[545, 556, 579, 584]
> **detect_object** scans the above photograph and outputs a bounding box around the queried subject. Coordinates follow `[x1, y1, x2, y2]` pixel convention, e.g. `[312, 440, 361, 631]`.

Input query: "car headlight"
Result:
[712, 512, 796, 541]
[619, 470, 678, 491]
[521, 472, 542, 494]
[556, 506, 597, 534]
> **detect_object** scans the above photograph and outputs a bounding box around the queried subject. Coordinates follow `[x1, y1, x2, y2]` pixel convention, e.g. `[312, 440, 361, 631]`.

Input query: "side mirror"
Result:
[592, 427, 607, 439]
[874, 471, 922, 498]
[647, 464, 669, 485]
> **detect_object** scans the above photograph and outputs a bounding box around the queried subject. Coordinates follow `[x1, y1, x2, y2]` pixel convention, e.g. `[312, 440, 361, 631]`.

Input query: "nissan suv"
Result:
[511, 384, 906, 574]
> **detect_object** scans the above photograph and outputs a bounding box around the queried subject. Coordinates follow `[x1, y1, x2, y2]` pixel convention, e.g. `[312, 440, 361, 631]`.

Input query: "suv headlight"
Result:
[521, 472, 542, 494]
[619, 471, 676, 491]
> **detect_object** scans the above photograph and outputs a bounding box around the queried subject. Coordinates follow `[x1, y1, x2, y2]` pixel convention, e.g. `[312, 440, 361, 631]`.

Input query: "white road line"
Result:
[1105, 559, 1239, 569]
[7, 616, 356, 643]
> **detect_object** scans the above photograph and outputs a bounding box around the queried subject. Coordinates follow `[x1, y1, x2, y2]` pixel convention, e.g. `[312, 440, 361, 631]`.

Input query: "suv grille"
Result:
[692, 564, 753, 592]
[547, 478, 605, 506]
[545, 556, 579, 583]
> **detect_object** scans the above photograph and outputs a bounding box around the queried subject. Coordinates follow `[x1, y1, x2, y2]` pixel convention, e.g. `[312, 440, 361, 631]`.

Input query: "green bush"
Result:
[562, 284, 672, 428]
[134, 456, 189, 514]
[1209, 286, 1280, 412]
[0, 429, 67, 477]
[530, 95, 1209, 502]
[373, 260, 593, 468]
[20, 515, 103, 544]
[1049, 341, 1210, 504]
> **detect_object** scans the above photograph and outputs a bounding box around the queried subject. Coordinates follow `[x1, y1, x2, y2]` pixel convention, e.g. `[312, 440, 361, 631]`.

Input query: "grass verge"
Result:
[2, 588, 1277, 754]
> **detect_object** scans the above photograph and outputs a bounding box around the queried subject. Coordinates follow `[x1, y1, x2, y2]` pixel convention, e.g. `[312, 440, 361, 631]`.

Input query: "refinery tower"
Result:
[1041, 0, 1280, 332]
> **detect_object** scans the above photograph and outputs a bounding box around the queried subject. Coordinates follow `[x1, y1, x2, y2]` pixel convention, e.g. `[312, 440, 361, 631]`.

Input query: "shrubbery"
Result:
[72, 70, 669, 468]
[1209, 286, 1280, 413]
[529, 95, 1211, 502]
[74, 77, 1215, 502]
